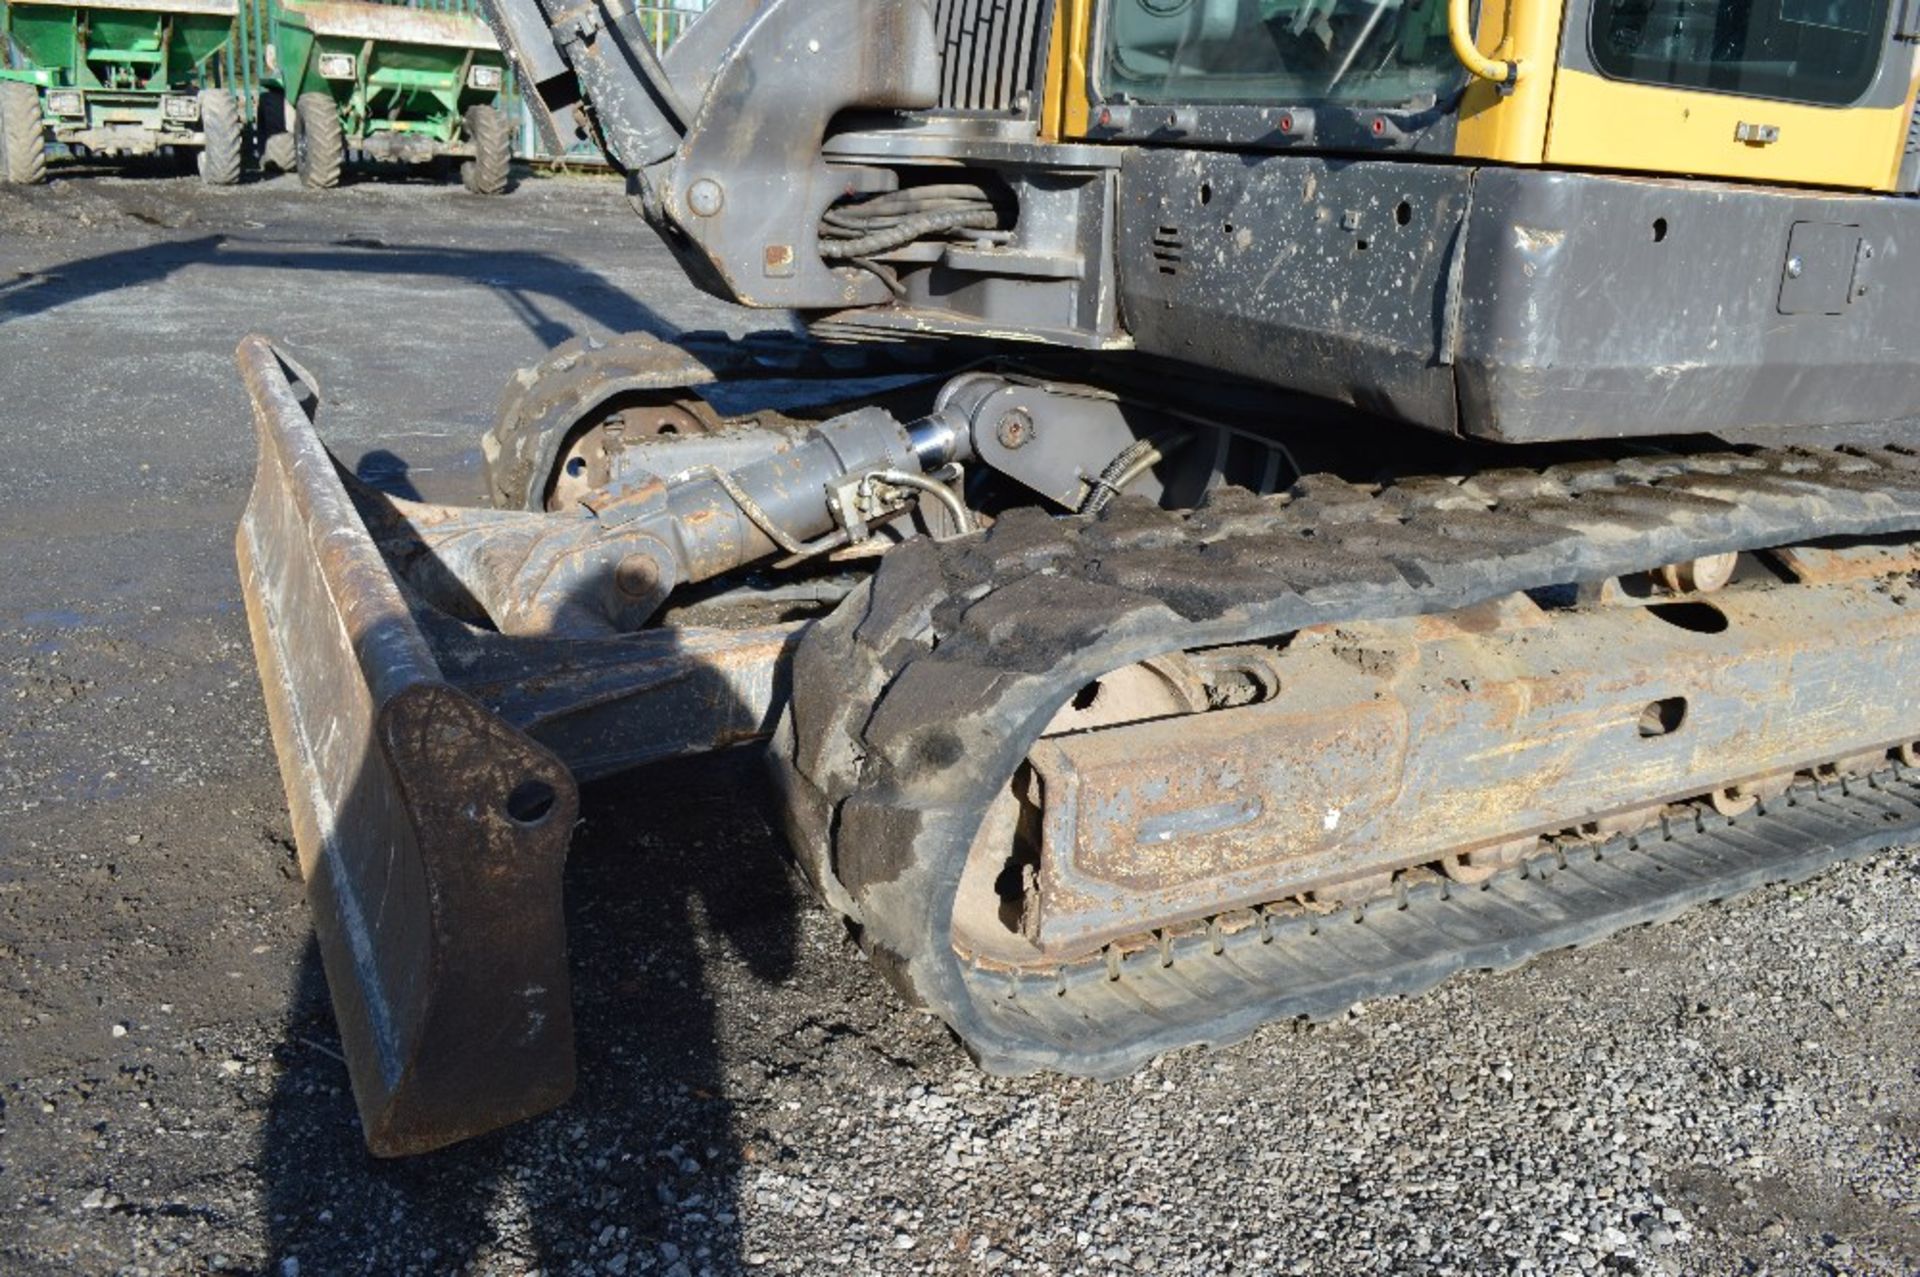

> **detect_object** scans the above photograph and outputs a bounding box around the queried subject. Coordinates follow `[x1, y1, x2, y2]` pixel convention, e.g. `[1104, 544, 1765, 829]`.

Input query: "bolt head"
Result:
[688, 178, 724, 217]
[995, 410, 1034, 450]
[614, 554, 662, 599]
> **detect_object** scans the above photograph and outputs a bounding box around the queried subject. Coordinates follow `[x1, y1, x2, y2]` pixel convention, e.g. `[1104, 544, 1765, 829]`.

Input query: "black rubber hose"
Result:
[820, 201, 992, 234]
[1079, 432, 1190, 515]
[817, 208, 1002, 259]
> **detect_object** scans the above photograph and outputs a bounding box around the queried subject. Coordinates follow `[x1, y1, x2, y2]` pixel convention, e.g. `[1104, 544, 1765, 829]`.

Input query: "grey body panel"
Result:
[465, 0, 1919, 444]
[1117, 151, 1920, 442]
[1455, 168, 1920, 441]
[661, 0, 943, 309]
[1116, 150, 1472, 433]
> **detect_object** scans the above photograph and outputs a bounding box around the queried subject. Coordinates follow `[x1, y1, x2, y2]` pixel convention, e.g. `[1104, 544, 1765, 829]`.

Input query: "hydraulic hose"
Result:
[818, 209, 1002, 260]
[1080, 432, 1190, 515]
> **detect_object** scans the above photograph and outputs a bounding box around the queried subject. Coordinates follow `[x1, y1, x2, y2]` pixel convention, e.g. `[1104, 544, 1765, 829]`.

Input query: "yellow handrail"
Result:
[1448, 0, 1522, 89]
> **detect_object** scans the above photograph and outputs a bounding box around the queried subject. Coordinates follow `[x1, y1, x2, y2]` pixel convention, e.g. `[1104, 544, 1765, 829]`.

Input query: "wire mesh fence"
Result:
[239, 0, 710, 164]
[629, 0, 711, 53]
[517, 0, 712, 162]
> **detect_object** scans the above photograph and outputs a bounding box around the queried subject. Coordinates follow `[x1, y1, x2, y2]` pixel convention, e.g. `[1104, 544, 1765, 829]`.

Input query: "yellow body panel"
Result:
[1452, 0, 1567, 163]
[1054, 0, 1914, 191]
[1545, 69, 1912, 191]
[1042, 0, 1094, 140]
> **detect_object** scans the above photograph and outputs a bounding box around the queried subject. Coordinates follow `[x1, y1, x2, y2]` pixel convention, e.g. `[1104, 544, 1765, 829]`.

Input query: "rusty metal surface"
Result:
[482, 328, 971, 513]
[998, 570, 1920, 959]
[281, 0, 499, 50]
[234, 336, 579, 1156]
[775, 443, 1920, 1082]
[428, 617, 802, 783]
[1770, 536, 1920, 585]
[485, 332, 732, 513]
[233, 334, 831, 1151]
[54, 0, 237, 15]
[367, 398, 924, 639]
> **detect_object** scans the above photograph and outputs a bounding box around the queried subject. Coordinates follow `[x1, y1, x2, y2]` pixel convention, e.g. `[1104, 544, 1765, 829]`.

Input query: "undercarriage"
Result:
[228, 0, 1920, 1157]
[236, 329, 1920, 1153]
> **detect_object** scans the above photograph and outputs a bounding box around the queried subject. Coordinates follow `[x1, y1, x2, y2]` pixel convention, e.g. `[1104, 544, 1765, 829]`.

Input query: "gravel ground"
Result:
[2, 162, 1917, 1277]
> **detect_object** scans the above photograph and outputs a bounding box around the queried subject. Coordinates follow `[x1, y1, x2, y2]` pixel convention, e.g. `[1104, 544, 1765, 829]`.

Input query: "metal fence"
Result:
[630, 0, 710, 53]
[204, 0, 710, 164]
[517, 0, 711, 163]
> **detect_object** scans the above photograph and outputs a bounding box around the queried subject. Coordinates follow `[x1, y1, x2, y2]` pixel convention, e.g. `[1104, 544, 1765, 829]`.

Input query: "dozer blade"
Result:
[234, 335, 580, 1156]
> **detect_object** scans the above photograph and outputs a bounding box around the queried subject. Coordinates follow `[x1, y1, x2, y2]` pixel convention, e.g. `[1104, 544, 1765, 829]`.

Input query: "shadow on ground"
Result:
[257, 748, 804, 1274]
[0, 232, 668, 348]
[37, 150, 524, 188]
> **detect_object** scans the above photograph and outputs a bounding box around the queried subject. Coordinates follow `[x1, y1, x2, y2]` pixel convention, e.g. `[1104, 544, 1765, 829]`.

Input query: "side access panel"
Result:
[1116, 150, 1473, 434]
[1455, 168, 1920, 442]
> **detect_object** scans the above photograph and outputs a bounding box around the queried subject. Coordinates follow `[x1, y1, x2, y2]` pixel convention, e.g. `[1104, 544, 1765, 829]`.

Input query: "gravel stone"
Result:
[1, 169, 1916, 1277]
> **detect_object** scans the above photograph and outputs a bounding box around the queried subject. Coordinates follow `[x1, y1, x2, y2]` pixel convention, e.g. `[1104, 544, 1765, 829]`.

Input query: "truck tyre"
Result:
[257, 89, 296, 173]
[0, 81, 48, 186]
[262, 132, 297, 174]
[196, 88, 243, 186]
[295, 91, 343, 189]
[460, 103, 511, 196]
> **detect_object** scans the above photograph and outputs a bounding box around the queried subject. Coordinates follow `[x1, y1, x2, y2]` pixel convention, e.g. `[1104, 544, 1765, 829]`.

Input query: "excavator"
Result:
[233, 0, 1920, 1154]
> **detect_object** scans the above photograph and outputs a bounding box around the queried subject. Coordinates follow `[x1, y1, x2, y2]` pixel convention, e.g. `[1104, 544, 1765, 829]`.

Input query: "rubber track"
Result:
[969, 769, 1920, 1075]
[770, 443, 1920, 1077]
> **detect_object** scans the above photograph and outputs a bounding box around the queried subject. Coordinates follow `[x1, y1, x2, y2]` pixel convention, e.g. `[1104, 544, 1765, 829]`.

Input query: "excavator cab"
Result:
[1097, 0, 1913, 188]
[236, 0, 1920, 1153]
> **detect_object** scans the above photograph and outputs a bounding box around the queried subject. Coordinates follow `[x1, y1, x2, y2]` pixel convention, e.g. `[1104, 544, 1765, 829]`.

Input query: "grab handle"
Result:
[1448, 0, 1522, 90]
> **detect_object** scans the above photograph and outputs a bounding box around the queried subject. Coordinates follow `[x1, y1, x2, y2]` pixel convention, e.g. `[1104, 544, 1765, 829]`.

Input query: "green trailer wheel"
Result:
[256, 89, 294, 173]
[1, 0, 242, 176]
[0, 81, 49, 185]
[261, 129, 296, 173]
[460, 102, 510, 196]
[264, 0, 512, 188]
[196, 87, 242, 185]
[294, 90, 340, 188]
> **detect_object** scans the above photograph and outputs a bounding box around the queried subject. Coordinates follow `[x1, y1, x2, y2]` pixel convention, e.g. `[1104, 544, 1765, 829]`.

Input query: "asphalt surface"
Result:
[2, 162, 1917, 1277]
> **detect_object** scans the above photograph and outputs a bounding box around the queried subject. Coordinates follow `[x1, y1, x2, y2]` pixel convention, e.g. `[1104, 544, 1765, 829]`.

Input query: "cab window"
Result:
[1589, 0, 1892, 106]
[1103, 0, 1464, 107]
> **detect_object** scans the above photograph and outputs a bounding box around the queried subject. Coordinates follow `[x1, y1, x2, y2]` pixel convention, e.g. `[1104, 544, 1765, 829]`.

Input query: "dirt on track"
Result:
[1, 165, 1917, 1277]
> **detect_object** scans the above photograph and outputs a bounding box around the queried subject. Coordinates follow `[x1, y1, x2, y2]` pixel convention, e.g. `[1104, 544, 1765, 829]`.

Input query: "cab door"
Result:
[1542, 0, 1919, 189]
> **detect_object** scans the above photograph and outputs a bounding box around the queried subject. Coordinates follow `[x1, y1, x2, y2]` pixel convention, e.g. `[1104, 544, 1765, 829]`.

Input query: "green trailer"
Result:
[0, 0, 245, 184]
[257, 0, 512, 193]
